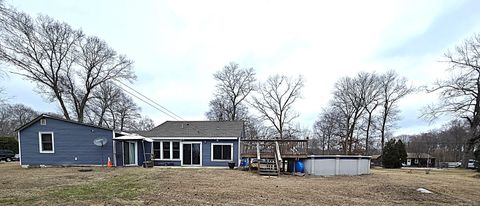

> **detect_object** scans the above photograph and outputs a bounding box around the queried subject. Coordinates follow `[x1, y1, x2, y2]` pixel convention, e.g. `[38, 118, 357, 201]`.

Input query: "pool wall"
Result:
[303, 155, 371, 176]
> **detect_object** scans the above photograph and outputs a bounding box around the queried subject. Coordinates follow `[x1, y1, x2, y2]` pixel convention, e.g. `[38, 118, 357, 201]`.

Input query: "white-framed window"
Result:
[152, 141, 180, 160]
[40, 119, 47, 125]
[38, 132, 54, 153]
[153, 142, 161, 159]
[211, 143, 233, 161]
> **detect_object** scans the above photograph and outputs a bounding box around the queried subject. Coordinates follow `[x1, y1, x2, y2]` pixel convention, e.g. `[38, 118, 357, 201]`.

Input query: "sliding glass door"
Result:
[182, 142, 201, 166]
[123, 141, 137, 166]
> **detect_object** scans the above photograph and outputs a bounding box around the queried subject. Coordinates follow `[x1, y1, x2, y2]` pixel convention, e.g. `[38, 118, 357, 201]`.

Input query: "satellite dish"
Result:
[93, 137, 108, 147]
[94, 137, 108, 167]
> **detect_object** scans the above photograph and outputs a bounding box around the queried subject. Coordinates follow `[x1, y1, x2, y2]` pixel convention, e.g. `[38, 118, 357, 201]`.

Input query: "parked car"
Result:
[0, 149, 15, 162]
[11, 154, 20, 161]
[467, 159, 478, 169]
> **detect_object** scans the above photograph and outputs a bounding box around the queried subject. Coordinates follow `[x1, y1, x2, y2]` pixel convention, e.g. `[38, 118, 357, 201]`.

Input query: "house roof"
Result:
[407, 153, 434, 159]
[16, 114, 114, 132]
[371, 154, 381, 160]
[138, 121, 244, 137]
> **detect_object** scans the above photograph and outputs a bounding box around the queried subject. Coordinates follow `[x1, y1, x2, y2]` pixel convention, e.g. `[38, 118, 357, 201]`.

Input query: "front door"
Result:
[123, 141, 138, 166]
[182, 142, 201, 166]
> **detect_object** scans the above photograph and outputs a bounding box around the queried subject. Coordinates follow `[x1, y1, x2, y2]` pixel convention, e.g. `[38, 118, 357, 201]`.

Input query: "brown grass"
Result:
[0, 162, 479, 205]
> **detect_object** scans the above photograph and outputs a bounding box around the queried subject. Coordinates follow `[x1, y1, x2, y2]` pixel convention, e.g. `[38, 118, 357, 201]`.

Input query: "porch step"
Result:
[258, 159, 279, 176]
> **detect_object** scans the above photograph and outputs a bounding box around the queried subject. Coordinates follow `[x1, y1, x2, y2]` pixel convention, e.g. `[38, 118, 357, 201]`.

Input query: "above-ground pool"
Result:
[303, 155, 371, 176]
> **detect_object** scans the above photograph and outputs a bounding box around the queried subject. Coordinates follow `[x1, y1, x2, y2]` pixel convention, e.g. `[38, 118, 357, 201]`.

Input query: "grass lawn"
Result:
[0, 162, 479, 205]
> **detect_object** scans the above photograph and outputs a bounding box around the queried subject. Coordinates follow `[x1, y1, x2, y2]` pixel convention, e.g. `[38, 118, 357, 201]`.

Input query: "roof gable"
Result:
[16, 114, 114, 132]
[139, 121, 244, 137]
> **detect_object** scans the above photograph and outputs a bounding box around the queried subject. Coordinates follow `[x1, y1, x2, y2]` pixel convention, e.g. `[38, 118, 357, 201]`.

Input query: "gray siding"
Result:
[20, 118, 113, 166]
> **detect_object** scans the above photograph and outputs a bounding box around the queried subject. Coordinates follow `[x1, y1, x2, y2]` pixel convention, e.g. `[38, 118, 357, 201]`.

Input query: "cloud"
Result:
[3, 0, 480, 135]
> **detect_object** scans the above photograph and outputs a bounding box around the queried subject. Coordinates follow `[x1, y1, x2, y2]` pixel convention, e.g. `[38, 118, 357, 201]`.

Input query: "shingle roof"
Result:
[138, 121, 244, 137]
[16, 114, 113, 132]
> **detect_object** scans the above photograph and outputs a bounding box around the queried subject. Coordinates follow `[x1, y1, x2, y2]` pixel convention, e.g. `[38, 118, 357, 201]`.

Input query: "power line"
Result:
[112, 80, 209, 136]
[114, 80, 184, 120]
[111, 81, 181, 120]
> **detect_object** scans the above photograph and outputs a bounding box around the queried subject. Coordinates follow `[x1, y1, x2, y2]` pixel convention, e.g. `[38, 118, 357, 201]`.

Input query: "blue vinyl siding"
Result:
[202, 140, 238, 167]
[154, 160, 182, 166]
[19, 118, 113, 166]
[19, 116, 241, 167]
[150, 139, 239, 167]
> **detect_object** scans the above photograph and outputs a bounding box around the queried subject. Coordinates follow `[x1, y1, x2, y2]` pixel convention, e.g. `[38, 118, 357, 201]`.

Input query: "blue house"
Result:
[134, 121, 244, 167]
[17, 114, 244, 168]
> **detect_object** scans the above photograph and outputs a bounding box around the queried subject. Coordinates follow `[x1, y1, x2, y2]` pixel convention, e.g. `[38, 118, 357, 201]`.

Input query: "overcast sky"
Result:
[2, 0, 480, 135]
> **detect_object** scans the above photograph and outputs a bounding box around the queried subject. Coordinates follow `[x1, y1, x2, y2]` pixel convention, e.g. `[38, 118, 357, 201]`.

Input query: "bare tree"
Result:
[251, 75, 304, 139]
[0, 8, 83, 119]
[65, 36, 135, 123]
[207, 62, 255, 121]
[422, 33, 480, 166]
[113, 92, 140, 131]
[360, 72, 381, 155]
[331, 73, 372, 154]
[206, 97, 249, 121]
[87, 82, 122, 127]
[313, 108, 338, 154]
[379, 70, 413, 153]
[0, 103, 38, 137]
[0, 5, 135, 122]
[130, 116, 155, 131]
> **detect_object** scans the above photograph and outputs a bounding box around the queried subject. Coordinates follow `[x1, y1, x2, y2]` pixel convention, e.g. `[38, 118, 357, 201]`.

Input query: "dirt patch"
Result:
[1, 162, 479, 205]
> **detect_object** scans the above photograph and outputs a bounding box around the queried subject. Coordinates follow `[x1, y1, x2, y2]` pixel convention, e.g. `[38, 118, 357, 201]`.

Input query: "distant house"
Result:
[406, 153, 435, 167]
[17, 114, 243, 168]
[370, 154, 382, 166]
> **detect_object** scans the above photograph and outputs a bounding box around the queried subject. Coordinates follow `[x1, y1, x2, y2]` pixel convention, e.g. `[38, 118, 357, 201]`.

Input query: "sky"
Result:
[2, 0, 480, 136]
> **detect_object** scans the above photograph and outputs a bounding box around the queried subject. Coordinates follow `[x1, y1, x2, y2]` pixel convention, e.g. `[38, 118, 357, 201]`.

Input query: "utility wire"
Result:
[114, 80, 184, 120]
[111, 82, 181, 120]
[112, 80, 209, 136]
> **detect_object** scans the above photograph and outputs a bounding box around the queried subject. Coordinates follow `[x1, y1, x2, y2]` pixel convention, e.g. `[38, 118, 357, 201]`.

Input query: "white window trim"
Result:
[40, 119, 47, 125]
[211, 143, 233, 162]
[152, 141, 181, 161]
[38, 132, 55, 154]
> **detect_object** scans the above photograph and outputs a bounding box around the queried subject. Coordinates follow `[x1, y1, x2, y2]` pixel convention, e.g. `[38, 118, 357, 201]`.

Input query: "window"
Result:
[172, 142, 180, 159]
[414, 159, 419, 164]
[40, 119, 47, 125]
[153, 142, 161, 159]
[163, 142, 170, 159]
[39, 132, 54, 153]
[212, 143, 233, 161]
[152, 141, 180, 160]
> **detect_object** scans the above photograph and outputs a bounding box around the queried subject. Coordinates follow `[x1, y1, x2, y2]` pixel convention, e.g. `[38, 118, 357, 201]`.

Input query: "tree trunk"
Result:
[380, 101, 388, 154]
[365, 112, 373, 155]
[54, 90, 70, 120]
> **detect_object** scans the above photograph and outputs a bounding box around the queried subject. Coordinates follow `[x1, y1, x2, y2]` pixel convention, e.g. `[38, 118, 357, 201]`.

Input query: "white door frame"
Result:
[123, 141, 138, 166]
[181, 141, 202, 166]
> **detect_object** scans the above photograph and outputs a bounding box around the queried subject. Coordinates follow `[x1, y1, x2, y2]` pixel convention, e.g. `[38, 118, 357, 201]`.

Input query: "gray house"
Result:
[17, 114, 243, 168]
